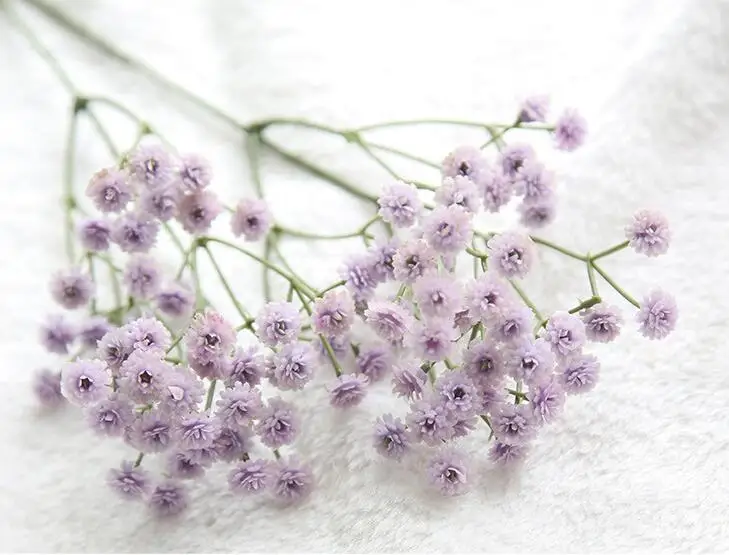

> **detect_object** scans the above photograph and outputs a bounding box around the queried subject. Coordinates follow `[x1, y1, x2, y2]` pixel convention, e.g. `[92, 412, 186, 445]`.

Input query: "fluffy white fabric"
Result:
[1, 0, 725, 551]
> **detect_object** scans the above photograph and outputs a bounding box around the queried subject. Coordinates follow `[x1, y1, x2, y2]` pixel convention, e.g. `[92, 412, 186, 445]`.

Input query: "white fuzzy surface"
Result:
[1, 0, 726, 552]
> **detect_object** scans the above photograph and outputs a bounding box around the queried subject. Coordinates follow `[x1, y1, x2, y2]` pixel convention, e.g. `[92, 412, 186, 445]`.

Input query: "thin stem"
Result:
[586, 259, 599, 297]
[86, 253, 97, 314]
[317, 280, 346, 296]
[591, 240, 630, 261]
[62, 110, 78, 262]
[246, 131, 265, 197]
[133, 452, 144, 467]
[509, 279, 544, 321]
[189, 245, 205, 311]
[248, 117, 344, 137]
[319, 335, 343, 377]
[529, 235, 587, 261]
[590, 261, 641, 309]
[274, 225, 371, 241]
[354, 119, 497, 133]
[262, 235, 273, 302]
[162, 221, 187, 259]
[567, 295, 602, 315]
[268, 240, 319, 298]
[204, 379, 218, 411]
[365, 142, 440, 169]
[84, 108, 119, 157]
[204, 246, 252, 322]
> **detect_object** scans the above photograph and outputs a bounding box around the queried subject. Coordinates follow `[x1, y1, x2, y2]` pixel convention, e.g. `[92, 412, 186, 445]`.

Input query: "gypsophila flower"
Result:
[392, 359, 427, 400]
[33, 369, 64, 408]
[118, 350, 170, 402]
[500, 143, 535, 178]
[625, 209, 671, 257]
[228, 459, 272, 494]
[462, 341, 505, 387]
[518, 194, 556, 228]
[87, 394, 133, 437]
[489, 441, 529, 466]
[368, 238, 399, 282]
[174, 413, 218, 451]
[365, 300, 413, 345]
[517, 95, 549, 123]
[513, 160, 553, 201]
[452, 417, 477, 438]
[78, 317, 111, 350]
[130, 144, 174, 189]
[213, 426, 252, 462]
[139, 185, 179, 221]
[479, 385, 504, 414]
[544, 311, 586, 357]
[50, 268, 93, 310]
[125, 316, 171, 352]
[378, 180, 422, 227]
[413, 274, 462, 318]
[435, 371, 480, 416]
[529, 376, 565, 424]
[110, 212, 159, 253]
[314, 334, 350, 364]
[442, 145, 489, 183]
[373, 414, 410, 461]
[491, 403, 536, 445]
[123, 255, 161, 300]
[40, 314, 75, 354]
[636, 289, 677, 340]
[129, 410, 174, 453]
[155, 283, 194, 318]
[454, 307, 475, 333]
[554, 109, 587, 151]
[177, 190, 222, 234]
[312, 290, 355, 337]
[107, 461, 150, 499]
[481, 169, 514, 213]
[216, 383, 262, 428]
[272, 458, 313, 503]
[61, 359, 109, 406]
[428, 448, 469, 496]
[256, 301, 301, 347]
[256, 398, 299, 449]
[227, 346, 264, 388]
[158, 369, 204, 414]
[581, 302, 623, 343]
[465, 272, 512, 321]
[435, 175, 480, 213]
[271, 342, 316, 391]
[78, 218, 111, 251]
[185, 446, 218, 467]
[190, 354, 230, 380]
[410, 319, 456, 361]
[487, 232, 535, 279]
[355, 344, 392, 382]
[186, 309, 236, 362]
[422, 205, 472, 253]
[231, 198, 272, 241]
[148, 481, 188, 518]
[167, 451, 206, 480]
[177, 153, 212, 192]
[97, 328, 133, 371]
[392, 239, 438, 284]
[407, 396, 454, 445]
[559, 353, 600, 394]
[340, 252, 378, 298]
[86, 168, 132, 213]
[507, 337, 555, 384]
[487, 303, 533, 344]
[328, 373, 369, 408]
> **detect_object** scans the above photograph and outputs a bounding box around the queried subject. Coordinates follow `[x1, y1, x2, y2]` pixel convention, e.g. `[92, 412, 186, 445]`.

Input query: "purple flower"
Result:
[328, 373, 369, 408]
[487, 232, 535, 279]
[86, 393, 133, 436]
[158, 369, 204, 414]
[107, 461, 150, 499]
[229, 459, 272, 493]
[50, 268, 93, 310]
[110, 212, 159, 253]
[174, 413, 218, 451]
[213, 426, 252, 462]
[312, 290, 355, 337]
[435, 175, 480, 213]
[86, 168, 132, 213]
[517, 95, 549, 123]
[177, 153, 212, 192]
[78, 218, 111, 251]
[130, 411, 174, 453]
[130, 144, 174, 189]
[177, 190, 222, 234]
[216, 383, 262, 428]
[406, 396, 454, 445]
[378, 180, 422, 227]
[271, 342, 316, 391]
[462, 342, 505, 387]
[61, 359, 109, 406]
[365, 300, 413, 345]
[227, 346, 265, 388]
[518, 194, 556, 228]
[314, 334, 350, 364]
[529, 376, 565, 424]
[506, 337, 555, 384]
[167, 451, 206, 480]
[499, 143, 535, 178]
[453, 307, 475, 333]
[554, 109, 587, 151]
[231, 198, 272, 241]
[155, 283, 194, 318]
[78, 317, 111, 350]
[33, 369, 64, 408]
[118, 350, 171, 402]
[40, 314, 75, 354]
[355, 344, 392, 382]
[410, 318, 456, 361]
[479, 385, 504, 414]
[392, 239, 438, 284]
[441, 145, 489, 183]
[428, 448, 469, 496]
[373, 414, 410, 461]
[123, 255, 161, 300]
[422, 205, 472, 254]
[491, 403, 536, 445]
[435, 371, 479, 416]
[125, 316, 171, 353]
[513, 160, 553, 202]
[256, 302, 301, 347]
[271, 458, 314, 503]
[581, 302, 622, 343]
[625, 209, 671, 257]
[340, 252, 378, 298]
[559, 353, 600, 395]
[481, 169, 514, 213]
[465, 272, 512, 321]
[452, 417, 477, 438]
[148, 481, 188, 518]
[368, 238, 399, 283]
[544, 311, 586, 357]
[190, 355, 230, 380]
[413, 275, 462, 318]
[186, 310, 236, 363]
[391, 359, 427, 400]
[256, 398, 299, 448]
[139, 185, 179, 222]
[97, 328, 133, 371]
[489, 441, 529, 466]
[487, 303, 533, 344]
[636, 289, 677, 340]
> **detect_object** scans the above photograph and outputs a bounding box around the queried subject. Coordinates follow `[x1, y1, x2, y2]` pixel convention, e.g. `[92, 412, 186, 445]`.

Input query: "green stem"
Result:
[203, 246, 252, 321]
[592, 240, 630, 261]
[204, 379, 218, 411]
[529, 235, 587, 261]
[365, 141, 440, 169]
[509, 279, 544, 321]
[567, 295, 602, 315]
[586, 259, 599, 297]
[274, 225, 371, 241]
[62, 110, 78, 262]
[262, 235, 273, 302]
[246, 131, 265, 197]
[590, 261, 641, 309]
[189, 245, 205, 311]
[133, 452, 144, 467]
[354, 118, 498, 133]
[319, 335, 343, 377]
[317, 280, 346, 297]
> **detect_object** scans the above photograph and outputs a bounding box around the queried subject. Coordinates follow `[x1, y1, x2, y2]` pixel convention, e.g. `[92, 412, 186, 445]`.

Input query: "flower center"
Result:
[138, 370, 153, 386]
[506, 248, 522, 264]
[452, 386, 466, 400]
[274, 321, 288, 335]
[144, 158, 158, 175]
[445, 468, 460, 482]
[78, 376, 92, 391]
[191, 207, 205, 222]
[204, 333, 220, 347]
[458, 161, 471, 176]
[64, 285, 78, 298]
[479, 358, 493, 373]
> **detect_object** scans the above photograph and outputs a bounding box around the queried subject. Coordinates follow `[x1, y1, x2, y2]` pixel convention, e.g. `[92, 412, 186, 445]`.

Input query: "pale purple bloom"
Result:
[158, 369, 204, 414]
[256, 398, 299, 448]
[216, 383, 262, 428]
[175, 413, 218, 451]
[481, 169, 514, 213]
[125, 316, 171, 353]
[407, 397, 454, 445]
[110, 212, 159, 253]
[355, 344, 391, 382]
[636, 289, 677, 340]
[78, 317, 111, 350]
[167, 451, 206, 480]
[507, 337, 555, 384]
[442, 145, 489, 183]
[513, 160, 553, 202]
[378, 180, 422, 227]
[559, 353, 600, 394]
[410, 318, 456, 361]
[271, 458, 314, 502]
[428, 448, 469, 496]
[155, 283, 194, 318]
[373, 414, 410, 461]
[453, 307, 475, 333]
[177, 190, 222, 234]
[529, 376, 565, 424]
[130, 411, 174, 453]
[107, 461, 150, 499]
[312, 290, 355, 337]
[422, 205, 472, 254]
[130, 144, 174, 189]
[465, 272, 512, 321]
[229, 459, 272, 493]
[413, 275, 462, 318]
[97, 328, 133, 371]
[86, 168, 132, 213]
[256, 301, 301, 347]
[178, 153, 212, 192]
[368, 238, 399, 282]
[271, 343, 316, 391]
[518, 95, 549, 123]
[452, 417, 477, 438]
[491, 403, 536, 445]
[554, 109, 587, 151]
[148, 481, 188, 518]
[489, 441, 529, 466]
[392, 239, 438, 284]
[487, 303, 533, 344]
[314, 334, 350, 363]
[87, 394, 133, 436]
[487, 232, 535, 279]
[123, 255, 161, 300]
[544, 311, 586, 357]
[33, 369, 64, 408]
[231, 198, 272, 241]
[329, 373, 369, 408]
[581, 302, 623, 343]
[50, 268, 93, 310]
[185, 446, 218, 467]
[213, 426, 252, 462]
[40, 314, 75, 354]
[365, 300, 412, 345]
[340, 252, 378, 298]
[435, 175, 480, 213]
[479, 385, 504, 414]
[625, 209, 671, 257]
[78, 218, 111, 251]
[500, 143, 535, 178]
[435, 371, 479, 416]
[392, 359, 427, 400]
[119, 350, 171, 402]
[186, 310, 236, 363]
[139, 185, 179, 221]
[190, 354, 231, 380]
[61, 359, 109, 406]
[227, 346, 265, 388]
[518, 195, 556, 228]
[462, 342, 505, 387]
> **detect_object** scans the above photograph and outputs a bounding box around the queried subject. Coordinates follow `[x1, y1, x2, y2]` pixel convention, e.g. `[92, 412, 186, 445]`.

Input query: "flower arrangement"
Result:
[20, 0, 676, 518]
